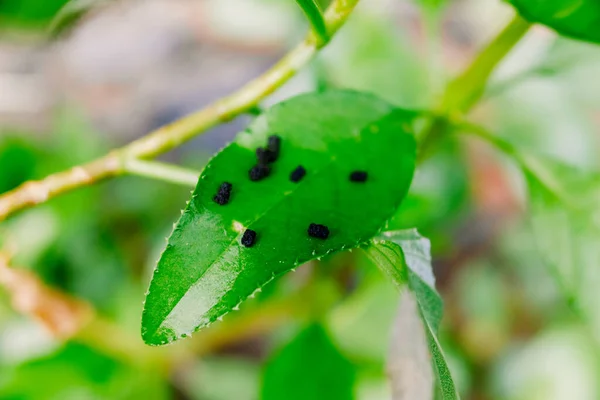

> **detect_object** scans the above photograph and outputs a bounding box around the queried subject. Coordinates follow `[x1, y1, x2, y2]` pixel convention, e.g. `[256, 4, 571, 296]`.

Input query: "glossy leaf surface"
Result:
[261, 323, 355, 400]
[508, 0, 600, 44]
[142, 91, 417, 345]
[365, 229, 459, 399]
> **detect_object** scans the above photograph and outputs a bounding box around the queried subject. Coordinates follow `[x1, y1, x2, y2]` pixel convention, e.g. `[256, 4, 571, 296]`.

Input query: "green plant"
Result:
[1, 0, 600, 399]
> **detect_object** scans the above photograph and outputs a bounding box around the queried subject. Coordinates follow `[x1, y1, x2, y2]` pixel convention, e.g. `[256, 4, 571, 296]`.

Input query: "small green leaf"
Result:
[261, 323, 356, 400]
[295, 0, 329, 44]
[142, 91, 417, 345]
[365, 229, 460, 400]
[458, 123, 600, 339]
[507, 0, 600, 44]
[0, 343, 169, 399]
[525, 156, 600, 338]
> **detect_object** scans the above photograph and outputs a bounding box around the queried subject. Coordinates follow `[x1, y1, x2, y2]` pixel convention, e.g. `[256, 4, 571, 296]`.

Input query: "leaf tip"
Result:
[140, 298, 178, 346]
[141, 323, 176, 346]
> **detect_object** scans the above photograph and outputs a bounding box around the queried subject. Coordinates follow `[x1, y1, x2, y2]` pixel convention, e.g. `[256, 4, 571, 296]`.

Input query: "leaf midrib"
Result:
[157, 154, 340, 334]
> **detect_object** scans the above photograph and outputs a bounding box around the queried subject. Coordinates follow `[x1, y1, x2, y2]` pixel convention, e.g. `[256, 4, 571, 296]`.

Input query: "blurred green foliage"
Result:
[1, 0, 600, 399]
[1, 342, 169, 400]
[261, 323, 355, 400]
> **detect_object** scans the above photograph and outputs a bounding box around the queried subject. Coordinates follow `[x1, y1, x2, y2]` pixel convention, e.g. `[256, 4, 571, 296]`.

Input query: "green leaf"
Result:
[319, 15, 433, 108]
[261, 323, 355, 400]
[457, 122, 600, 340]
[295, 0, 328, 44]
[364, 229, 460, 400]
[507, 0, 600, 44]
[0, 137, 40, 193]
[0, 342, 169, 400]
[525, 156, 600, 339]
[460, 123, 600, 340]
[142, 90, 417, 345]
[184, 357, 260, 400]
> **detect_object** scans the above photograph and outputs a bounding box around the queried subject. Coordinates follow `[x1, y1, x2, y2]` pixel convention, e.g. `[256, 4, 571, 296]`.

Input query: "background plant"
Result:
[1, 0, 600, 399]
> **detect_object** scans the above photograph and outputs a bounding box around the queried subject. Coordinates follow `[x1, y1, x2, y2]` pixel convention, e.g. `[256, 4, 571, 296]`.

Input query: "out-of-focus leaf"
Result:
[295, 0, 328, 43]
[492, 328, 599, 400]
[0, 137, 40, 194]
[453, 261, 511, 363]
[142, 91, 417, 345]
[0, 342, 169, 399]
[328, 277, 399, 361]
[36, 219, 126, 308]
[49, 0, 113, 38]
[181, 357, 259, 400]
[507, 0, 600, 44]
[462, 124, 600, 340]
[261, 323, 355, 400]
[319, 15, 432, 109]
[525, 156, 600, 339]
[385, 139, 471, 259]
[364, 229, 459, 399]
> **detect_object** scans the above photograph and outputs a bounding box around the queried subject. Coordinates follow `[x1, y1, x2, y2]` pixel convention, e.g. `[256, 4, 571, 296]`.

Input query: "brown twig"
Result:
[0, 252, 94, 339]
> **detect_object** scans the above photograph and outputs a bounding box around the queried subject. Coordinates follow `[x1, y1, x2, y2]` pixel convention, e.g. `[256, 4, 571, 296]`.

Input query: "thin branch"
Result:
[440, 13, 532, 114]
[0, 246, 313, 369]
[124, 159, 200, 188]
[418, 13, 531, 161]
[295, 0, 329, 46]
[0, 0, 360, 222]
[0, 253, 94, 339]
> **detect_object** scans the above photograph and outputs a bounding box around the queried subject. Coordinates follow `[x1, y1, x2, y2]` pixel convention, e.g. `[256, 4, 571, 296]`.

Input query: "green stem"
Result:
[423, 6, 445, 100]
[0, 0, 360, 222]
[419, 13, 532, 160]
[417, 116, 451, 163]
[441, 13, 532, 115]
[124, 159, 200, 187]
[296, 0, 329, 46]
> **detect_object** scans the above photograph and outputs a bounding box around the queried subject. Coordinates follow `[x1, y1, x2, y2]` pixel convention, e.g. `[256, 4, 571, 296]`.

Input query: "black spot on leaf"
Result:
[256, 147, 276, 164]
[267, 135, 281, 161]
[290, 165, 306, 183]
[241, 229, 257, 247]
[349, 171, 368, 182]
[308, 223, 329, 239]
[249, 165, 271, 181]
[213, 182, 232, 205]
